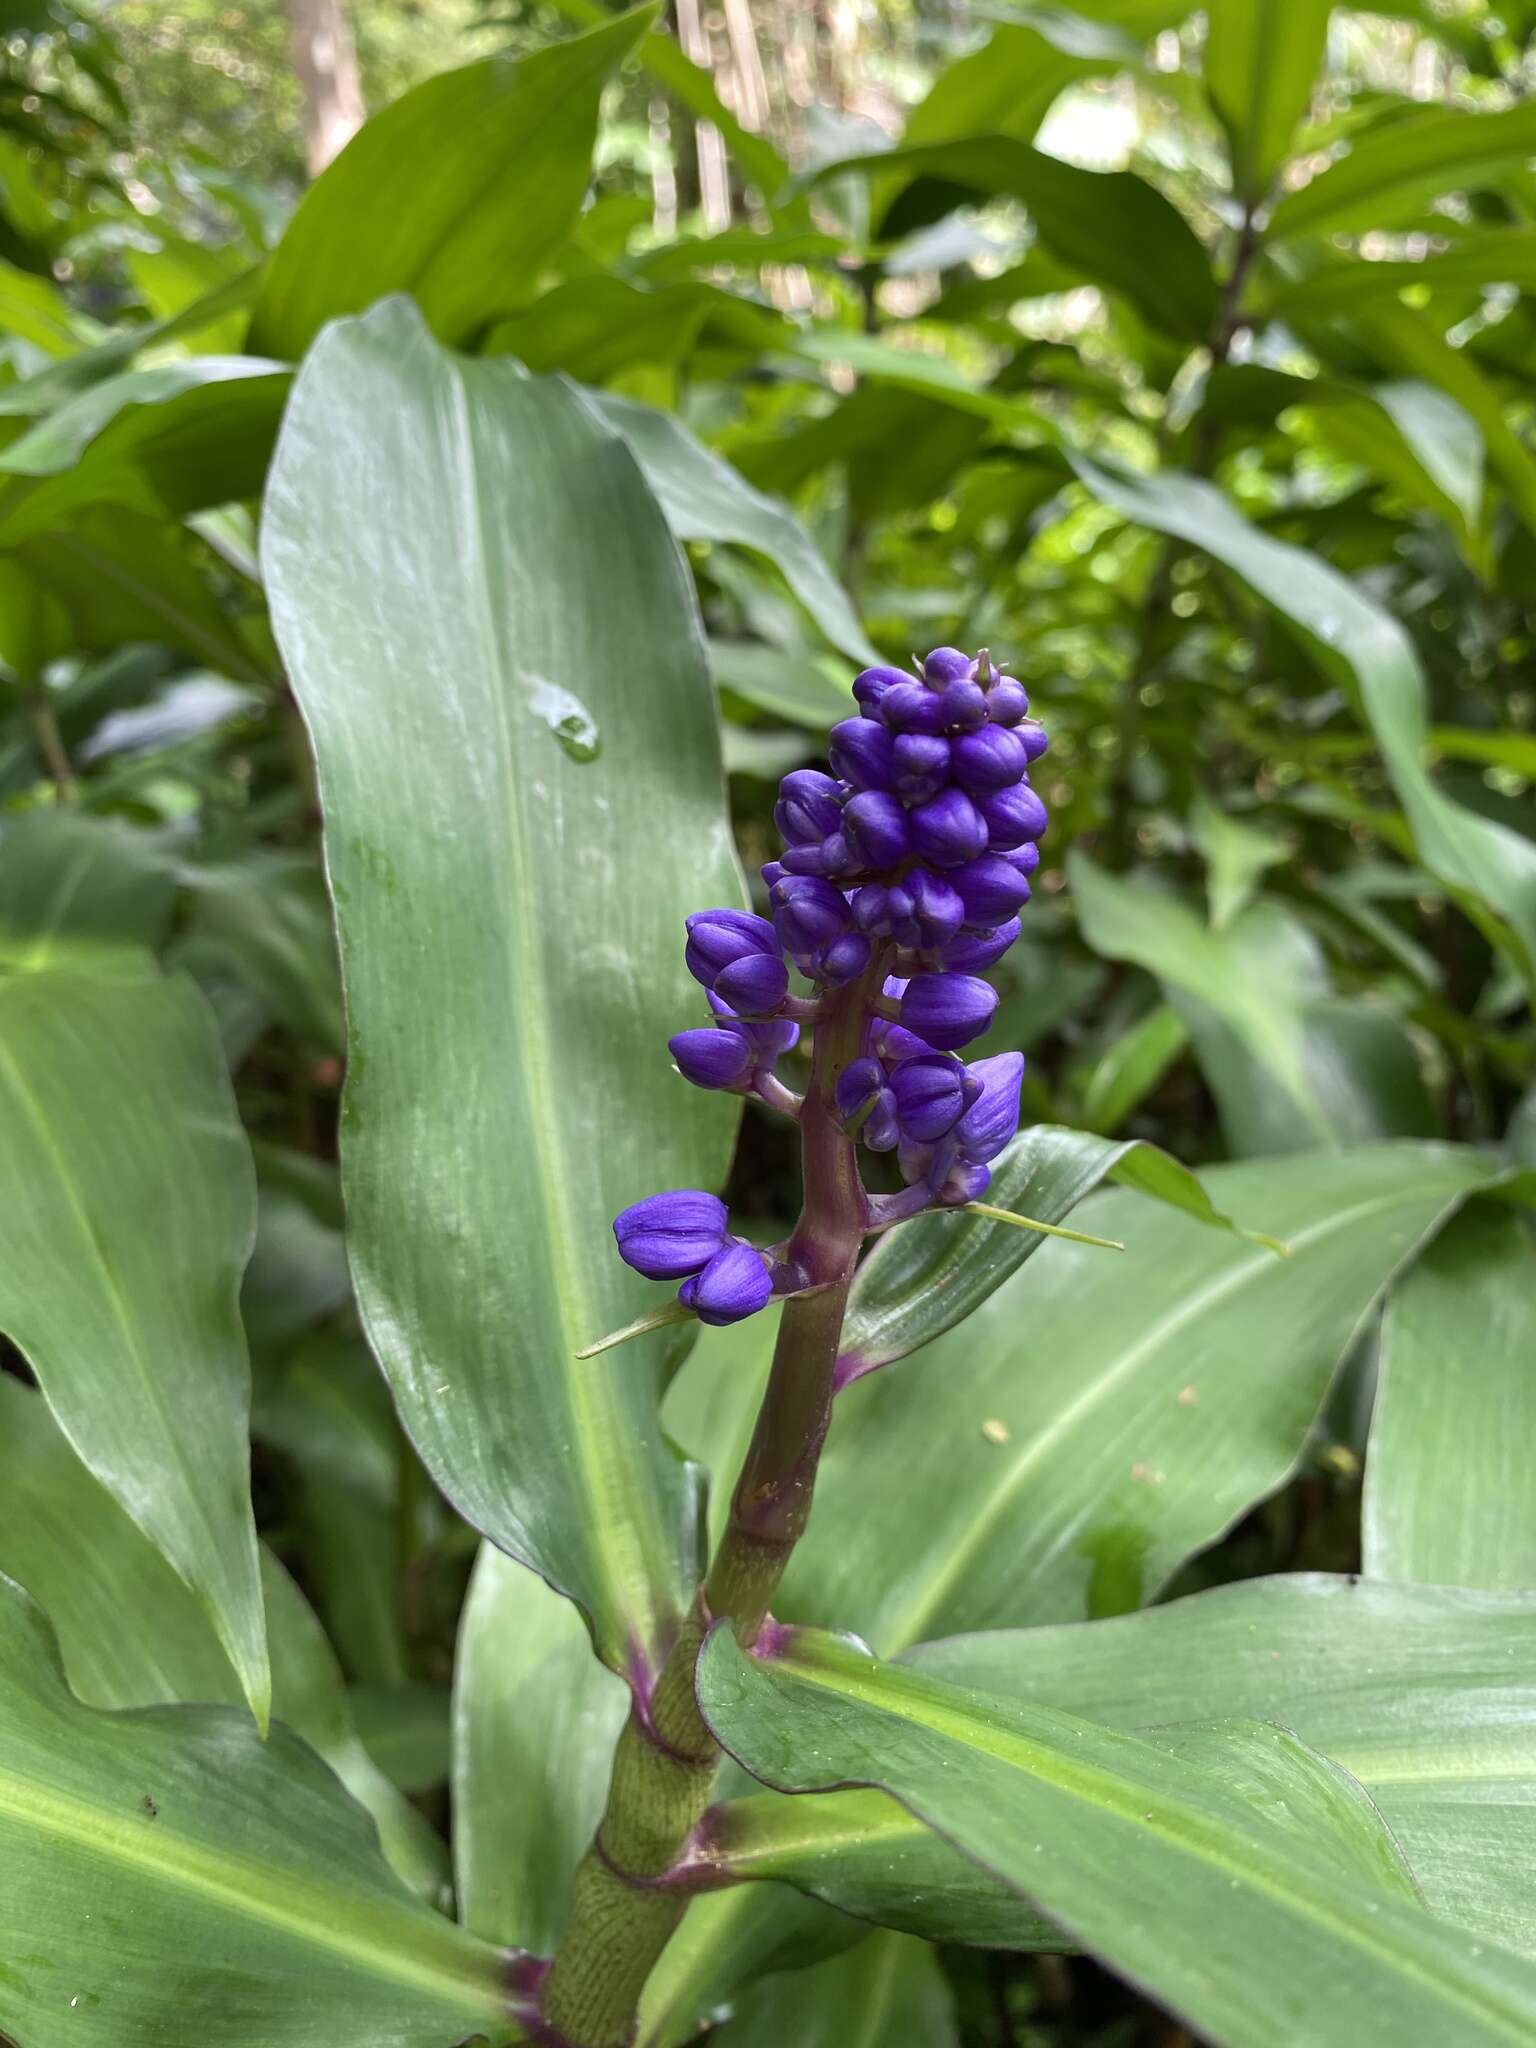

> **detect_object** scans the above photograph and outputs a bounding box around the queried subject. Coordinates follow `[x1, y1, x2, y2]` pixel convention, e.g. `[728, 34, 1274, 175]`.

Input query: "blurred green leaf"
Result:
[1271, 100, 1536, 243]
[1205, 0, 1331, 203]
[710, 1932, 958, 2046]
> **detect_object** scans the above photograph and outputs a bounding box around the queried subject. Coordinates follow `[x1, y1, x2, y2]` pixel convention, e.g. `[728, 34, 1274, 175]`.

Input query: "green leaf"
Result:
[0, 964, 268, 1725]
[710, 1932, 958, 2047]
[0, 1573, 519, 2048]
[0, 808, 176, 958]
[769, 1143, 1505, 1648]
[176, 852, 344, 1051]
[1077, 1001, 1189, 1132]
[1264, 228, 1536, 319]
[1366, 1204, 1536, 1591]
[819, 139, 1218, 341]
[1189, 794, 1289, 930]
[716, 1574, 1536, 1960]
[350, 1682, 451, 1797]
[838, 1121, 1284, 1383]
[639, 1887, 861, 2047]
[1271, 100, 1536, 243]
[587, 388, 875, 664]
[698, 1625, 1536, 2048]
[485, 277, 788, 383]
[1203, 0, 1332, 203]
[1071, 455, 1536, 994]
[711, 639, 853, 730]
[452, 1544, 627, 1955]
[250, 9, 655, 359]
[264, 297, 740, 1675]
[901, 8, 1163, 150]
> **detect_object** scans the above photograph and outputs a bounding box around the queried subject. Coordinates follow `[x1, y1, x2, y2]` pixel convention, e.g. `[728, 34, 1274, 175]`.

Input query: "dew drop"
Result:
[530, 677, 601, 762]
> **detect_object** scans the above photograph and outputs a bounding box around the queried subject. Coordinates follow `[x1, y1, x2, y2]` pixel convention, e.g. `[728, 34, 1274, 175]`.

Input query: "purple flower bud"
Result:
[770, 874, 852, 956]
[922, 647, 972, 688]
[888, 1053, 969, 1142]
[892, 868, 964, 949]
[1011, 842, 1041, 877]
[1018, 717, 1049, 761]
[828, 717, 896, 791]
[715, 951, 790, 1016]
[835, 1056, 885, 1122]
[940, 678, 989, 731]
[782, 830, 857, 879]
[987, 678, 1029, 726]
[614, 1190, 729, 1279]
[685, 908, 778, 987]
[873, 1017, 936, 1065]
[951, 725, 1028, 793]
[816, 930, 872, 985]
[940, 919, 1020, 970]
[852, 665, 912, 716]
[842, 789, 911, 870]
[878, 681, 946, 736]
[936, 1160, 993, 1205]
[892, 732, 951, 803]
[760, 860, 786, 890]
[899, 972, 999, 1051]
[909, 787, 989, 868]
[669, 1026, 754, 1090]
[775, 769, 843, 848]
[949, 854, 1032, 926]
[679, 1241, 775, 1325]
[954, 1052, 1025, 1163]
[865, 1095, 901, 1150]
[977, 781, 1048, 849]
[739, 1013, 800, 1062]
[851, 883, 900, 937]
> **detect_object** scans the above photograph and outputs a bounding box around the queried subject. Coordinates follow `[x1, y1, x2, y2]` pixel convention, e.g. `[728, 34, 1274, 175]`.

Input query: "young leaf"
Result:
[264, 296, 741, 1677]
[0, 1574, 520, 2048]
[250, 8, 656, 358]
[0, 963, 268, 1726]
[1203, 0, 1332, 204]
[698, 1625, 1536, 2048]
[1366, 1204, 1536, 1591]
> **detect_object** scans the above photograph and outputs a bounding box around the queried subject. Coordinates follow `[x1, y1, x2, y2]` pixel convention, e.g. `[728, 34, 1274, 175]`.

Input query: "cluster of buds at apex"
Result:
[608, 648, 1047, 1331]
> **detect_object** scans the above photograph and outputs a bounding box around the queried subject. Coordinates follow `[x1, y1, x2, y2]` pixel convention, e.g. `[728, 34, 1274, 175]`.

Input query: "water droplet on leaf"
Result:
[530, 677, 601, 761]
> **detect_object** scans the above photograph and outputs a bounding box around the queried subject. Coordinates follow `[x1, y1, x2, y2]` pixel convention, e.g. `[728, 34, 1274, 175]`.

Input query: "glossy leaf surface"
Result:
[265, 296, 740, 1674]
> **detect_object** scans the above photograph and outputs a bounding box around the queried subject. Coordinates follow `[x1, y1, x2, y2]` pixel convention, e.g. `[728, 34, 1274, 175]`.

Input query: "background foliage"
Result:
[0, 0, 1533, 2042]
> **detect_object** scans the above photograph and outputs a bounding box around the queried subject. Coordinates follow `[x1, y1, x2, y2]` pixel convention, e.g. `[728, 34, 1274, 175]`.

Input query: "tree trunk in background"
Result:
[284, 0, 366, 176]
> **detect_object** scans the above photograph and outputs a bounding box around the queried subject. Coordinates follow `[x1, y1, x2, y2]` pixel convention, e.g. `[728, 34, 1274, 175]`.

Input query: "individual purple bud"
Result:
[1018, 716, 1049, 761]
[770, 874, 852, 956]
[739, 1013, 800, 1062]
[614, 1190, 729, 1279]
[954, 1052, 1025, 1163]
[940, 678, 989, 731]
[899, 972, 999, 1051]
[888, 1053, 969, 1142]
[922, 647, 972, 688]
[782, 830, 856, 878]
[951, 724, 1028, 794]
[977, 781, 1048, 849]
[873, 1017, 937, 1065]
[892, 732, 951, 803]
[909, 787, 989, 868]
[760, 859, 786, 890]
[842, 789, 911, 870]
[669, 1026, 754, 1090]
[878, 681, 946, 736]
[987, 677, 1029, 726]
[935, 1160, 993, 1205]
[835, 1056, 885, 1122]
[685, 908, 778, 987]
[815, 929, 872, 985]
[940, 919, 1021, 970]
[851, 883, 901, 938]
[678, 1241, 775, 1326]
[714, 950, 790, 1016]
[864, 1095, 901, 1150]
[829, 717, 896, 791]
[892, 868, 964, 949]
[775, 769, 843, 848]
[852, 665, 913, 717]
[949, 854, 1033, 926]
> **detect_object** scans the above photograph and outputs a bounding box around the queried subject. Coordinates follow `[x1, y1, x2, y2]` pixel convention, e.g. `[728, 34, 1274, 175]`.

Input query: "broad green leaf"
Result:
[771, 1143, 1505, 1648]
[1077, 1001, 1188, 1131]
[717, 1575, 1536, 1959]
[0, 253, 92, 355]
[350, 1683, 451, 1796]
[698, 1625, 1536, 2048]
[820, 139, 1217, 340]
[837, 1121, 1284, 1383]
[639, 1886, 862, 2048]
[250, 9, 655, 358]
[0, 965, 268, 1724]
[0, 808, 176, 958]
[0, 1574, 519, 2048]
[711, 1931, 958, 2047]
[587, 388, 875, 664]
[1366, 1204, 1536, 1591]
[0, 1376, 444, 1900]
[264, 296, 740, 1674]
[0, 358, 289, 539]
[1203, 0, 1332, 203]
[1071, 455, 1536, 993]
[1271, 100, 1536, 243]
[452, 1544, 627, 1955]
[1189, 793, 1289, 930]
[711, 638, 852, 729]
[1264, 228, 1536, 319]
[485, 277, 788, 383]
[901, 7, 1167, 149]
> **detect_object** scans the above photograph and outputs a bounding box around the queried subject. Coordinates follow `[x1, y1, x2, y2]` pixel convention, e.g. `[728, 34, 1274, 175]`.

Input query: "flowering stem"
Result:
[540, 965, 878, 2048]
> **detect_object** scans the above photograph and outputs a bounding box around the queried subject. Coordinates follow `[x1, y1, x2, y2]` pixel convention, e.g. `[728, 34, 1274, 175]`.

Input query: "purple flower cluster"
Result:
[612, 649, 1047, 1326]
